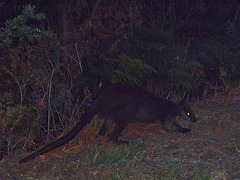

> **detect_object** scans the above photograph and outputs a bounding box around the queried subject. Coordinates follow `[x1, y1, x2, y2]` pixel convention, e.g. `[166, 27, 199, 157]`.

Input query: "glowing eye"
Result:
[187, 112, 190, 116]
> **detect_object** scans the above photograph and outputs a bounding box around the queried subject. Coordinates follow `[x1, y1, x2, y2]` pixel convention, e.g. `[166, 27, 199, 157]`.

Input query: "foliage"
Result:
[0, 92, 38, 155]
[0, 5, 63, 156]
[1, 5, 51, 47]
[0, 5, 53, 131]
[168, 56, 203, 92]
[126, 27, 204, 95]
[0, 92, 37, 131]
[106, 54, 157, 85]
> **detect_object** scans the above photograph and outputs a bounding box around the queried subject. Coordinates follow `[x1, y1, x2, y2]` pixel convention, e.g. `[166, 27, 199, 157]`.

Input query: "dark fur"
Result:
[19, 84, 196, 164]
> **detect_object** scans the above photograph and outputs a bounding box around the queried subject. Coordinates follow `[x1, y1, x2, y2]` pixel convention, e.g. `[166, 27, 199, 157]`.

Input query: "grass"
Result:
[1, 94, 240, 179]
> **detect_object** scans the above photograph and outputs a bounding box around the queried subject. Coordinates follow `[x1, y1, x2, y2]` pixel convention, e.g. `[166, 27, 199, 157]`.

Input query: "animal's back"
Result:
[92, 84, 176, 123]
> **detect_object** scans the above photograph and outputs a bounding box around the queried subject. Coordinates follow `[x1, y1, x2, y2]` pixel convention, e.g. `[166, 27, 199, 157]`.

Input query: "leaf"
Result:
[39, 155, 46, 159]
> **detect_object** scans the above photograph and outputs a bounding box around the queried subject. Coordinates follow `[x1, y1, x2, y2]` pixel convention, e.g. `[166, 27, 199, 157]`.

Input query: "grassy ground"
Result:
[0, 94, 240, 179]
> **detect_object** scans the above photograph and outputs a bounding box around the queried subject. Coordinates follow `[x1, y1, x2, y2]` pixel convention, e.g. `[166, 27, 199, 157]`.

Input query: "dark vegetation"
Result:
[0, 0, 240, 179]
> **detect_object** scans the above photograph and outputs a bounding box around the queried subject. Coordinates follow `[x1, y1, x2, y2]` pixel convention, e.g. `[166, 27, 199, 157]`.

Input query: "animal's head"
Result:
[178, 100, 196, 123]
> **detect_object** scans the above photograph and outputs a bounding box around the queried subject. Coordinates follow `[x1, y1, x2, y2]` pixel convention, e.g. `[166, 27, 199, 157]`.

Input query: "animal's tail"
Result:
[19, 112, 92, 164]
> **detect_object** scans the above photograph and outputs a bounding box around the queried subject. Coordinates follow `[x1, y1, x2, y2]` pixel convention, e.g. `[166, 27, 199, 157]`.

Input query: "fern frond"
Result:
[106, 54, 157, 85]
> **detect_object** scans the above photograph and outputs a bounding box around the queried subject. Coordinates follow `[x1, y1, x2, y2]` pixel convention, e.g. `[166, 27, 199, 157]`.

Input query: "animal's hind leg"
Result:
[109, 105, 137, 143]
[98, 119, 112, 136]
[109, 122, 128, 144]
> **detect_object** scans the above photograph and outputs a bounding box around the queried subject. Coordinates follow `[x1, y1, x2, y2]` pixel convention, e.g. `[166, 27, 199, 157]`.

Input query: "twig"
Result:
[75, 41, 83, 72]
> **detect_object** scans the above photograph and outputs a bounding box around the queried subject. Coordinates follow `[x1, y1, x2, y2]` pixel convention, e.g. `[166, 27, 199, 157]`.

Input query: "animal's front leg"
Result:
[163, 116, 190, 133]
[171, 123, 190, 133]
